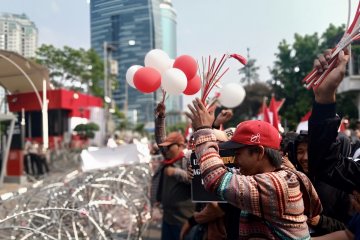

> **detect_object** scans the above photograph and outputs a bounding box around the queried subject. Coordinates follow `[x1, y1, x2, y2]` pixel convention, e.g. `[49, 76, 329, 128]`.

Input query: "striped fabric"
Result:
[193, 129, 322, 239]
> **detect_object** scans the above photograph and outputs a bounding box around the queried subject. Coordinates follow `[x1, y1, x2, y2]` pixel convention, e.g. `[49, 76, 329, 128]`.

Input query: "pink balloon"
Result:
[133, 67, 161, 93]
[183, 75, 201, 95]
[173, 55, 198, 80]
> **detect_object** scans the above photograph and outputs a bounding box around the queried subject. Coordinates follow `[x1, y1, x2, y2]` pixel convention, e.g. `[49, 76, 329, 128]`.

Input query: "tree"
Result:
[34, 44, 104, 97]
[270, 24, 357, 130]
[238, 59, 260, 85]
[74, 122, 100, 139]
[167, 122, 187, 134]
[134, 123, 145, 135]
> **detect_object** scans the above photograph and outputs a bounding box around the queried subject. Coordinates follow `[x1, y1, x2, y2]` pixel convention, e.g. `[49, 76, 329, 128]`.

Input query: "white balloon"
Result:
[218, 83, 246, 108]
[161, 68, 187, 95]
[126, 65, 143, 88]
[144, 49, 171, 74]
[169, 59, 175, 67]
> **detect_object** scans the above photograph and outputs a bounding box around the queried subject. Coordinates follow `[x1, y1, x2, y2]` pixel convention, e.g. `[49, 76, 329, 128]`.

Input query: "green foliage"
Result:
[336, 92, 358, 119]
[238, 58, 260, 85]
[113, 105, 125, 119]
[117, 119, 129, 131]
[35, 44, 104, 97]
[166, 122, 187, 134]
[74, 122, 100, 139]
[269, 24, 356, 130]
[134, 123, 145, 135]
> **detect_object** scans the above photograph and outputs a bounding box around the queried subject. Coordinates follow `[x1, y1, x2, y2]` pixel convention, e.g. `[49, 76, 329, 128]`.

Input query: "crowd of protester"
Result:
[23, 140, 49, 179]
[150, 49, 360, 240]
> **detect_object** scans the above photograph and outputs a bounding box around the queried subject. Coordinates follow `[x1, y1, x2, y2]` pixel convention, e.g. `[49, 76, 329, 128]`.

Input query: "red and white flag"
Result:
[269, 96, 285, 131]
[296, 110, 312, 133]
[258, 96, 285, 132]
[258, 98, 271, 123]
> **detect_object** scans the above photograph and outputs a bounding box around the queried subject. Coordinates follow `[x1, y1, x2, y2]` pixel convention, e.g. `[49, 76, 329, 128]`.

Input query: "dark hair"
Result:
[247, 145, 282, 168]
[265, 148, 283, 168]
[281, 131, 308, 173]
[295, 130, 308, 145]
[280, 132, 298, 154]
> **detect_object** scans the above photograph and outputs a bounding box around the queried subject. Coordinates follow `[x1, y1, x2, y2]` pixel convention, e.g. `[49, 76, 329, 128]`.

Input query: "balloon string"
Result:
[161, 89, 167, 104]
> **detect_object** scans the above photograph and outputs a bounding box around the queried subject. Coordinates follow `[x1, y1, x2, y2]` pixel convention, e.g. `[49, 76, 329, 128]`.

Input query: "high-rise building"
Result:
[160, 0, 176, 58]
[90, 0, 162, 125]
[159, 0, 183, 126]
[0, 13, 38, 58]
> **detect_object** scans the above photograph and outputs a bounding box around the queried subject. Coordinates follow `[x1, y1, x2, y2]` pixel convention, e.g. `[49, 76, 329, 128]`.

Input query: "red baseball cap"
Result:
[219, 120, 281, 150]
[158, 132, 185, 146]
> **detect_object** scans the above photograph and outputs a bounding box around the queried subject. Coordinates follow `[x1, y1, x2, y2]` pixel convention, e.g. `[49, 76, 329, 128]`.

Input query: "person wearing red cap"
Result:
[154, 102, 195, 240]
[186, 98, 322, 239]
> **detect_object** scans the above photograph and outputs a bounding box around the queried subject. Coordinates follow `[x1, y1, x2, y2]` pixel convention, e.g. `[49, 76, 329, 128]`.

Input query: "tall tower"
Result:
[0, 13, 38, 58]
[90, 0, 162, 125]
[159, 0, 183, 125]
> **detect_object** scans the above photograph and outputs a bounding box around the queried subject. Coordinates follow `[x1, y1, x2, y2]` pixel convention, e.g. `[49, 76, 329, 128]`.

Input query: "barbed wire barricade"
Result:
[0, 144, 156, 240]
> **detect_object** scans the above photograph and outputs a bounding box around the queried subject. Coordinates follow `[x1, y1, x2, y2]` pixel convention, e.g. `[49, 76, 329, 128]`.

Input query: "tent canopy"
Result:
[0, 50, 51, 94]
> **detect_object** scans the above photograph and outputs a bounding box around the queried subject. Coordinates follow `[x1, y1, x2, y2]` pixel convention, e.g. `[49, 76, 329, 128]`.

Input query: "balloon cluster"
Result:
[126, 49, 201, 96]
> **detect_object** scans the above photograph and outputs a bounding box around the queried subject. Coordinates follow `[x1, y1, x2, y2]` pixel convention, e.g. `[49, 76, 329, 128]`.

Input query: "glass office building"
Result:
[90, 0, 162, 124]
[159, 0, 183, 125]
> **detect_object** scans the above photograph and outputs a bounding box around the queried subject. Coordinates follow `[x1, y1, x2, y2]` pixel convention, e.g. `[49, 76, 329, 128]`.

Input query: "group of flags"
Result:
[257, 95, 285, 132]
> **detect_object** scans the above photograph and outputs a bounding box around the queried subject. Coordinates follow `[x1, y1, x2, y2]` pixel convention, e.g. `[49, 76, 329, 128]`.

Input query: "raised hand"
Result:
[313, 49, 350, 104]
[155, 102, 166, 118]
[185, 98, 215, 131]
[213, 109, 233, 128]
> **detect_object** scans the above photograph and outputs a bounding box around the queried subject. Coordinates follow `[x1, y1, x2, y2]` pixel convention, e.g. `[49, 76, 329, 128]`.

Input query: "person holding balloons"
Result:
[154, 102, 195, 240]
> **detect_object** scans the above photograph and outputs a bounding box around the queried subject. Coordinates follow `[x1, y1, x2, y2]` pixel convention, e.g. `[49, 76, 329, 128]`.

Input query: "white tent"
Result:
[0, 50, 51, 185]
[0, 50, 50, 93]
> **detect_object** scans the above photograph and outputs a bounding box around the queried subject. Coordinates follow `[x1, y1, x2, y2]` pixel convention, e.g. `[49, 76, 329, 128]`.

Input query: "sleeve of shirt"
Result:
[155, 116, 167, 157]
[314, 215, 346, 233]
[193, 129, 286, 218]
[309, 102, 360, 193]
[172, 166, 190, 183]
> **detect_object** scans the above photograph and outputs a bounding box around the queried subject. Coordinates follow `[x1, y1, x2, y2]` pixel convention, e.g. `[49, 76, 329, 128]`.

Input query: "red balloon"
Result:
[173, 55, 198, 80]
[133, 67, 161, 93]
[183, 75, 201, 95]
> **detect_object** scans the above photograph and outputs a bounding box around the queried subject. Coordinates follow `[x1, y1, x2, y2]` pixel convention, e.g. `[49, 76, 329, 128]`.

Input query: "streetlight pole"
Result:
[103, 41, 109, 141]
[102, 40, 135, 140]
[124, 79, 128, 119]
[103, 42, 118, 141]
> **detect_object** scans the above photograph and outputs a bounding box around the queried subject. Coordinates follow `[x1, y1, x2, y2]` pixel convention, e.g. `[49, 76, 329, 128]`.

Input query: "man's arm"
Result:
[309, 214, 347, 234]
[164, 164, 190, 183]
[154, 103, 167, 156]
[192, 128, 290, 218]
[309, 50, 360, 193]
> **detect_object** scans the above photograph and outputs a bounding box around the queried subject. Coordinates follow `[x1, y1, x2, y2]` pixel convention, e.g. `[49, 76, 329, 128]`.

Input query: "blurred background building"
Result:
[159, 0, 183, 125]
[0, 13, 38, 114]
[0, 13, 38, 58]
[90, 0, 182, 128]
[90, 0, 163, 127]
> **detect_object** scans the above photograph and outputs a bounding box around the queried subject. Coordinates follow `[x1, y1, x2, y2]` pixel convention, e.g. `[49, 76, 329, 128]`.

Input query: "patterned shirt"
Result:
[193, 128, 322, 239]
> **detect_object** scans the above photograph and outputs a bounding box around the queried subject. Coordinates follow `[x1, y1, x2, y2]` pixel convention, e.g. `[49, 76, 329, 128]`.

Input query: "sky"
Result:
[1, 0, 358, 98]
